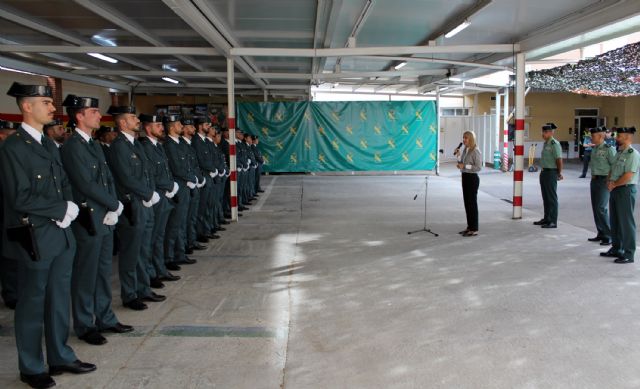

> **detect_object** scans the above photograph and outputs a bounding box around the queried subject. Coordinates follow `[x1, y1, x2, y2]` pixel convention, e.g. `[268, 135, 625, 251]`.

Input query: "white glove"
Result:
[66, 201, 79, 221]
[165, 190, 175, 199]
[172, 181, 179, 194]
[194, 176, 200, 186]
[55, 214, 72, 229]
[115, 201, 124, 216]
[213, 169, 219, 177]
[201, 177, 207, 186]
[142, 192, 160, 208]
[220, 169, 226, 176]
[102, 211, 118, 226]
[187, 181, 196, 189]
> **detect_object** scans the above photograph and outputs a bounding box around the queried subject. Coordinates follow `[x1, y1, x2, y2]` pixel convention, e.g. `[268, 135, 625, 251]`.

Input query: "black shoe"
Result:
[141, 292, 166, 302]
[101, 322, 134, 333]
[177, 256, 197, 265]
[4, 300, 16, 310]
[220, 220, 230, 225]
[541, 223, 557, 228]
[150, 278, 165, 289]
[205, 232, 217, 238]
[208, 234, 220, 240]
[216, 227, 226, 232]
[239, 206, 249, 211]
[78, 330, 107, 345]
[533, 219, 548, 225]
[588, 236, 603, 242]
[258, 189, 265, 193]
[123, 299, 148, 311]
[614, 257, 634, 264]
[600, 239, 612, 246]
[185, 246, 194, 254]
[579, 175, 586, 178]
[20, 373, 55, 388]
[224, 213, 232, 219]
[601, 249, 622, 257]
[196, 235, 209, 243]
[49, 360, 96, 375]
[160, 272, 181, 282]
[238, 213, 243, 217]
[166, 262, 182, 271]
[192, 242, 207, 250]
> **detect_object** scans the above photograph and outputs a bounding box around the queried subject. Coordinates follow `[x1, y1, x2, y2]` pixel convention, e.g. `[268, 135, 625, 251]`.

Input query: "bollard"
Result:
[493, 150, 501, 169]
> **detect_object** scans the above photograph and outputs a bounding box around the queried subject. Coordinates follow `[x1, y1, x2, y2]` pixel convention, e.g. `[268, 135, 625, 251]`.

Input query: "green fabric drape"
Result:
[237, 101, 437, 172]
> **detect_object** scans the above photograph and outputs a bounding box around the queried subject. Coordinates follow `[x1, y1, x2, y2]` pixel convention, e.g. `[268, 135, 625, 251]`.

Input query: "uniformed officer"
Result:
[587, 126, 616, 246]
[43, 118, 65, 148]
[60, 95, 133, 345]
[181, 118, 207, 253]
[193, 117, 221, 239]
[163, 115, 197, 269]
[1, 82, 95, 388]
[244, 135, 257, 201]
[210, 126, 230, 229]
[235, 129, 250, 210]
[252, 135, 265, 193]
[601, 126, 640, 264]
[533, 123, 563, 228]
[221, 128, 233, 218]
[107, 105, 165, 311]
[0, 120, 18, 310]
[138, 114, 181, 286]
[579, 131, 594, 178]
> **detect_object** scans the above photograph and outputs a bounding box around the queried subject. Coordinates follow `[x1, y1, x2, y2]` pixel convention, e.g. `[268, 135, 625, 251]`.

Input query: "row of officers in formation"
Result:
[536, 122, 639, 264]
[0, 82, 265, 389]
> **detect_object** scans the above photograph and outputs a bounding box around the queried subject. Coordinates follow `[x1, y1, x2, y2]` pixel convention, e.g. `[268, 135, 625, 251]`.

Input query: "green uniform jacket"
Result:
[164, 137, 197, 185]
[0, 127, 74, 261]
[183, 138, 204, 183]
[106, 133, 155, 225]
[60, 132, 119, 237]
[212, 142, 227, 183]
[192, 134, 216, 176]
[139, 137, 175, 212]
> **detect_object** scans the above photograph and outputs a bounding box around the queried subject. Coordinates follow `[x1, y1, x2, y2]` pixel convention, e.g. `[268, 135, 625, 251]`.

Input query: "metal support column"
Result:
[512, 53, 526, 219]
[227, 58, 238, 221]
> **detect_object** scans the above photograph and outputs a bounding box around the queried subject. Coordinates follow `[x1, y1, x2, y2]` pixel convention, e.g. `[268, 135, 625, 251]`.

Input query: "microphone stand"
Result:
[407, 175, 439, 237]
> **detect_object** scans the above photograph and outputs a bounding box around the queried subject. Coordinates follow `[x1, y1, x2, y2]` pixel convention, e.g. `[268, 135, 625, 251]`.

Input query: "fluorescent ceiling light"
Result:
[162, 77, 179, 84]
[162, 64, 178, 72]
[91, 34, 117, 47]
[445, 20, 470, 38]
[449, 77, 462, 82]
[394, 62, 407, 70]
[48, 61, 87, 70]
[87, 53, 118, 64]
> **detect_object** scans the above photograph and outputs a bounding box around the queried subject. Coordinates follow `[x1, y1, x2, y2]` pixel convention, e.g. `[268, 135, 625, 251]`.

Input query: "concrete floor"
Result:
[1, 161, 640, 388]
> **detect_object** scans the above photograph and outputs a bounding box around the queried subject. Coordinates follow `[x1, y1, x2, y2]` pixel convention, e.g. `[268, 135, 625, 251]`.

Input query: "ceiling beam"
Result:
[73, 70, 229, 77]
[334, 0, 376, 71]
[137, 82, 309, 90]
[0, 55, 129, 91]
[358, 55, 510, 70]
[72, 0, 208, 72]
[232, 44, 520, 57]
[0, 45, 218, 56]
[0, 2, 154, 71]
[315, 0, 343, 75]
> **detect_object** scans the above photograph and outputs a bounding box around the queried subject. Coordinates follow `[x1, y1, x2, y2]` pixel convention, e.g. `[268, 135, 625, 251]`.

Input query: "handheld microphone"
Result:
[453, 142, 463, 154]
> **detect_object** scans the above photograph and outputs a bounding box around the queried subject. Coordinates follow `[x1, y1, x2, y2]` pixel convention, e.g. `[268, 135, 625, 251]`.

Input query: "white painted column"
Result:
[495, 91, 501, 170]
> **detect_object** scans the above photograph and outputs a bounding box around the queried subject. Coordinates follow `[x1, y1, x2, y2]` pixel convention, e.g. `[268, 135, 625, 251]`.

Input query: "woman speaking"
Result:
[455, 131, 483, 237]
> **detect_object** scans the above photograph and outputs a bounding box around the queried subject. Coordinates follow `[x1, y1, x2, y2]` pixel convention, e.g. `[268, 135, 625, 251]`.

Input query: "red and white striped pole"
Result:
[227, 58, 238, 222]
[512, 52, 526, 219]
[503, 88, 509, 171]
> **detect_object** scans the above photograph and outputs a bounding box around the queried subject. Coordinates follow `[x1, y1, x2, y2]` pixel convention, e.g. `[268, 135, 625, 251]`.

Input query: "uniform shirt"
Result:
[540, 137, 562, 169]
[589, 142, 616, 176]
[459, 147, 482, 173]
[582, 135, 593, 151]
[610, 145, 640, 183]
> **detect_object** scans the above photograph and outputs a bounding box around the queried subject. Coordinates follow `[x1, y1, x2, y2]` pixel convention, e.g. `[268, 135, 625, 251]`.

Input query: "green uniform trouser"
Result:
[149, 199, 172, 278]
[117, 204, 151, 303]
[187, 187, 200, 246]
[540, 169, 558, 224]
[0, 255, 18, 305]
[71, 227, 118, 337]
[136, 207, 154, 299]
[165, 186, 190, 264]
[590, 176, 611, 240]
[16, 244, 77, 374]
[209, 181, 220, 230]
[610, 184, 637, 260]
[197, 182, 212, 236]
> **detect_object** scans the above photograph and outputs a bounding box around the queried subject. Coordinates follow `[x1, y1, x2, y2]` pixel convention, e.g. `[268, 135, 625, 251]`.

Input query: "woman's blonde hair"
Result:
[463, 131, 477, 150]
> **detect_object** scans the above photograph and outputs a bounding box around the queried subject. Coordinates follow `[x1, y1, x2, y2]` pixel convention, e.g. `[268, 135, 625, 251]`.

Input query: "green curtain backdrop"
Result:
[237, 101, 438, 172]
